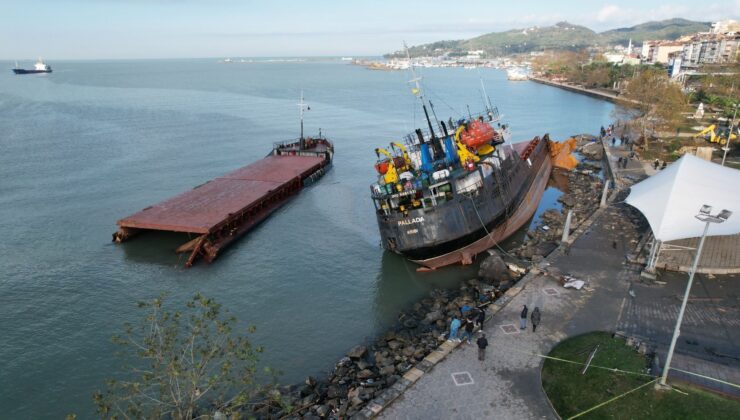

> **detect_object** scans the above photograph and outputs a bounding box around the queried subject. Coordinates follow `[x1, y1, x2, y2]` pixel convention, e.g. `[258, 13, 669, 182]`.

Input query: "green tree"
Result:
[94, 294, 275, 419]
[619, 68, 688, 150]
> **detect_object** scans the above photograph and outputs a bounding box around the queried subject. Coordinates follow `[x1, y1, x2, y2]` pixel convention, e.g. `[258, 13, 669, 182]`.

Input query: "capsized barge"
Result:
[113, 136, 333, 267]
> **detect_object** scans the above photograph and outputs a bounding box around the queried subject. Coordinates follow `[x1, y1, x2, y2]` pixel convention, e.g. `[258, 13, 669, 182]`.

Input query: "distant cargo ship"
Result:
[13, 58, 52, 74]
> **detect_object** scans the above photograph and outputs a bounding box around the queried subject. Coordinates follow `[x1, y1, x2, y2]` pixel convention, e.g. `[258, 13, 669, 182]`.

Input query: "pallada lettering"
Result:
[398, 217, 424, 226]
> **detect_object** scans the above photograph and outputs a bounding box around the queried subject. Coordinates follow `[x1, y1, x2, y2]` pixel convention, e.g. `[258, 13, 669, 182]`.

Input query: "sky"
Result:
[1, 0, 739, 59]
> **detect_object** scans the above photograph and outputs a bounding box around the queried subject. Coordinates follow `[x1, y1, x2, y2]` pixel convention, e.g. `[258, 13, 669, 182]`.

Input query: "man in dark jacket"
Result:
[462, 317, 475, 344]
[520, 305, 528, 330]
[531, 307, 541, 332]
[476, 332, 488, 361]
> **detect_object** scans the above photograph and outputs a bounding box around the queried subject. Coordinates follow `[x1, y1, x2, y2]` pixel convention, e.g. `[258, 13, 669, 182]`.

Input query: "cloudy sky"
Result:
[1, 0, 738, 59]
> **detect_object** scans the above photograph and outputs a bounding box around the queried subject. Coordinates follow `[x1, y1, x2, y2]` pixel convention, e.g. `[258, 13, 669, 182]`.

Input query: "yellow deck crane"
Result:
[454, 125, 481, 164]
[390, 142, 412, 170]
[694, 124, 736, 145]
[375, 148, 399, 184]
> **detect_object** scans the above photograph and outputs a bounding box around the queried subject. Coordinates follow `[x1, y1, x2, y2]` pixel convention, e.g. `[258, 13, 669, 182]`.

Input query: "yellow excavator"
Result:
[454, 125, 481, 163]
[694, 124, 736, 145]
[375, 148, 399, 184]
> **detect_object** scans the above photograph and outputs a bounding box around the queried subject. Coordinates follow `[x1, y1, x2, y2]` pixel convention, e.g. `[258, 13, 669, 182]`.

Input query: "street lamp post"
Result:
[659, 205, 732, 387]
[721, 104, 738, 167]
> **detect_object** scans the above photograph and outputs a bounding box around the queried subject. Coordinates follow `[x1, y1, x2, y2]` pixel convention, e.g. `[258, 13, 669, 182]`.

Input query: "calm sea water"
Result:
[0, 59, 613, 418]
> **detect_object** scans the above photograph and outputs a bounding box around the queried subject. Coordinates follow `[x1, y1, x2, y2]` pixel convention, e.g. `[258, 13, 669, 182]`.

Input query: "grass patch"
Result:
[541, 332, 740, 419]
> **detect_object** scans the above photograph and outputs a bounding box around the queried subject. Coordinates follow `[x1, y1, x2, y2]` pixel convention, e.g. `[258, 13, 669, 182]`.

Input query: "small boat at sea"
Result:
[369, 48, 575, 270]
[13, 58, 52, 74]
[506, 67, 528, 81]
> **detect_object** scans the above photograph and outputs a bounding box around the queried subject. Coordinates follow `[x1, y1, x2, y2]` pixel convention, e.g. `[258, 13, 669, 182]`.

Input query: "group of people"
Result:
[652, 158, 668, 171]
[446, 303, 542, 362]
[519, 304, 541, 332]
[448, 305, 486, 345]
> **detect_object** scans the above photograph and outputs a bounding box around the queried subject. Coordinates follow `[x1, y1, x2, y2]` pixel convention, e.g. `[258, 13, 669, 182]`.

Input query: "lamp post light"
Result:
[659, 205, 732, 387]
[721, 103, 738, 167]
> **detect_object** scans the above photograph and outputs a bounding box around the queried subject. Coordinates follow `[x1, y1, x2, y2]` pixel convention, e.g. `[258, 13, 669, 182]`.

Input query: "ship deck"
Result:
[114, 154, 328, 266]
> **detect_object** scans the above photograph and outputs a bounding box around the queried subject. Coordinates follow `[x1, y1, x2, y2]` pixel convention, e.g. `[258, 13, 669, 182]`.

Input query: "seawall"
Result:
[528, 77, 620, 103]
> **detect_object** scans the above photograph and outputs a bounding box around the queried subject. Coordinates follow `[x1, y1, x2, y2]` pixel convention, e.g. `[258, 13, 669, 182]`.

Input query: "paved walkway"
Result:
[379, 194, 643, 419]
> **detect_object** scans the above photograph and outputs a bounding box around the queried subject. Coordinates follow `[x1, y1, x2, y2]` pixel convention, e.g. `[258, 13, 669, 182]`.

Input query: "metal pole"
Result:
[600, 180, 610, 208]
[562, 209, 573, 243]
[721, 105, 737, 166]
[659, 220, 711, 386]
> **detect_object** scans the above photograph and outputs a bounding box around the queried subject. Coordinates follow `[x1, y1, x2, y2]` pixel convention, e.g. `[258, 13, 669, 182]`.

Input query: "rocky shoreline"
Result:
[252, 137, 606, 419]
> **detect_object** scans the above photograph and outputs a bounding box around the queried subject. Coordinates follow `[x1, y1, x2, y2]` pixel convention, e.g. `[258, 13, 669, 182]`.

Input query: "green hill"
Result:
[390, 19, 711, 57]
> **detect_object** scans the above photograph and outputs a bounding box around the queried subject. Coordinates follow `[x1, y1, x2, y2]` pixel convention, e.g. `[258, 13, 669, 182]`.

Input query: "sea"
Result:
[0, 58, 614, 418]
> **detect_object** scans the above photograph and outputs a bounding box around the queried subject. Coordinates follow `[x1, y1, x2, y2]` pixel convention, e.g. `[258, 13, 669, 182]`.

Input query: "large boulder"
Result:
[581, 142, 604, 161]
[423, 310, 444, 324]
[347, 345, 367, 360]
[479, 251, 511, 282]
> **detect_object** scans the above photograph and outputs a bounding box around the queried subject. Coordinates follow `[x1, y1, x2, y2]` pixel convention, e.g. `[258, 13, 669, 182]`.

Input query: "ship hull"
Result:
[375, 137, 552, 269]
[13, 69, 52, 74]
[411, 155, 552, 269]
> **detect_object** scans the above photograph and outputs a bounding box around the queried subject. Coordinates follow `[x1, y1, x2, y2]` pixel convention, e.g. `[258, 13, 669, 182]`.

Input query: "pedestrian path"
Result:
[378, 195, 643, 419]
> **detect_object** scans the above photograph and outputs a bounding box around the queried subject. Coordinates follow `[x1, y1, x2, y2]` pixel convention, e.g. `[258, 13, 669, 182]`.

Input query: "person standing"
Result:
[519, 305, 528, 330]
[448, 318, 461, 342]
[476, 306, 486, 329]
[531, 307, 541, 332]
[476, 332, 488, 361]
[462, 317, 475, 344]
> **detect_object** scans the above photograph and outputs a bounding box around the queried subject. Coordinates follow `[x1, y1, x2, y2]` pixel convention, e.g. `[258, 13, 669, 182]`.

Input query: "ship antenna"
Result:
[404, 42, 437, 140]
[298, 90, 311, 150]
[478, 71, 494, 114]
[298, 90, 306, 140]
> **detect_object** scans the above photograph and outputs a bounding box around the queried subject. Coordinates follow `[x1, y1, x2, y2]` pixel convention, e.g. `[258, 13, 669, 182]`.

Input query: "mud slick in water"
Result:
[250, 141, 606, 419]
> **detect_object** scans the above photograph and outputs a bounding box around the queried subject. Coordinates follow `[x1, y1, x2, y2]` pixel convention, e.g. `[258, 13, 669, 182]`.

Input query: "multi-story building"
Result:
[681, 33, 739, 66]
[641, 41, 685, 64]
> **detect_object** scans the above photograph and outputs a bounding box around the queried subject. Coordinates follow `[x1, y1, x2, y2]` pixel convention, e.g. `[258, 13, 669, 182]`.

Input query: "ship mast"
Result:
[298, 90, 309, 149]
[404, 43, 443, 158]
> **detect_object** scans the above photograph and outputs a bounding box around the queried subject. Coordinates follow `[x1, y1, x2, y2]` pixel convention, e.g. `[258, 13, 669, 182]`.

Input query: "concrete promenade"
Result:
[378, 196, 642, 419]
[528, 77, 621, 103]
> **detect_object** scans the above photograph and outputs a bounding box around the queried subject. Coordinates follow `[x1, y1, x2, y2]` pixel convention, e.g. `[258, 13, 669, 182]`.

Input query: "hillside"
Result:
[391, 18, 711, 57]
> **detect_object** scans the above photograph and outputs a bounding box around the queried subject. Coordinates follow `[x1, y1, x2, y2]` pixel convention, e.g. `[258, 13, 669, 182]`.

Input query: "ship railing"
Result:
[456, 179, 484, 197]
[401, 109, 503, 146]
[370, 188, 417, 200]
[273, 135, 330, 150]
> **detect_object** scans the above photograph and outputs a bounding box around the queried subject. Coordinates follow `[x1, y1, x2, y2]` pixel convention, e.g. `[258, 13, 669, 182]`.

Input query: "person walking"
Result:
[462, 317, 475, 344]
[448, 318, 461, 342]
[519, 305, 528, 330]
[476, 332, 488, 361]
[531, 307, 541, 332]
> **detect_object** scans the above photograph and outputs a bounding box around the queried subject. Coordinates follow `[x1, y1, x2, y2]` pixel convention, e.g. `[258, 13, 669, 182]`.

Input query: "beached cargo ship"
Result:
[370, 61, 574, 270]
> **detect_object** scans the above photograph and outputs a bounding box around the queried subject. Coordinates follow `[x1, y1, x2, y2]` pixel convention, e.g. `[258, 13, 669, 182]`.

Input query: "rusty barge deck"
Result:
[114, 142, 332, 267]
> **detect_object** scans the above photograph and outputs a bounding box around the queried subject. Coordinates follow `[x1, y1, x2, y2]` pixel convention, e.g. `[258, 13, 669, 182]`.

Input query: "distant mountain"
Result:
[390, 19, 711, 57]
[599, 18, 710, 44]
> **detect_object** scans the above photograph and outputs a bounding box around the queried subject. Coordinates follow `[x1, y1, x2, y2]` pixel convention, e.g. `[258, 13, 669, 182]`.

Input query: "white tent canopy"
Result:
[625, 154, 740, 242]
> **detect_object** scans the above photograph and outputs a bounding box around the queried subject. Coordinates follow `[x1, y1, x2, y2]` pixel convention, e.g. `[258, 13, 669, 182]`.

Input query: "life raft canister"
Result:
[461, 120, 496, 149]
[375, 159, 390, 175]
